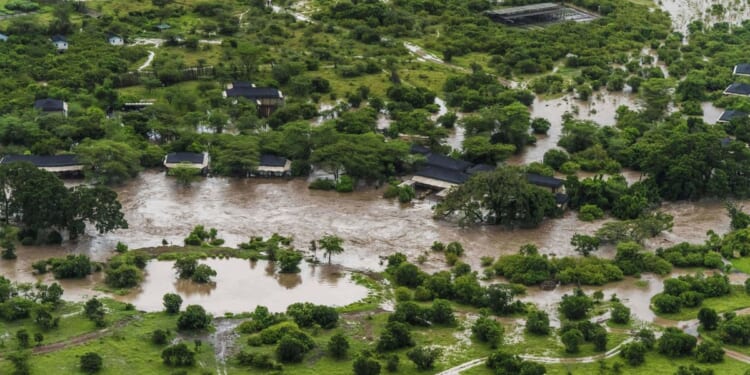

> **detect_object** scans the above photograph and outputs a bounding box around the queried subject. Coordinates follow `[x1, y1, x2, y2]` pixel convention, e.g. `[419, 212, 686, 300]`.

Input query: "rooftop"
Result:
[466, 164, 495, 174]
[724, 83, 750, 96]
[51, 35, 67, 42]
[424, 153, 472, 172]
[260, 154, 288, 167]
[415, 165, 469, 185]
[526, 173, 564, 189]
[734, 64, 750, 76]
[0, 154, 80, 167]
[486, 3, 562, 17]
[34, 98, 66, 111]
[718, 110, 748, 123]
[409, 144, 431, 155]
[225, 87, 283, 100]
[165, 152, 206, 164]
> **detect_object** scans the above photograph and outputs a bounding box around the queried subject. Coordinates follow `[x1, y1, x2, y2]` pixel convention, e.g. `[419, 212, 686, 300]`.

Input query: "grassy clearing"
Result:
[1, 311, 217, 375]
[730, 257, 750, 274]
[653, 285, 750, 321]
[0, 299, 137, 355]
[464, 351, 749, 375]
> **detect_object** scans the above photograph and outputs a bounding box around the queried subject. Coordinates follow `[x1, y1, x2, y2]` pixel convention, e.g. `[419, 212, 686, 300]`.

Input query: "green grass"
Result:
[730, 257, 750, 274]
[1, 310, 217, 374]
[653, 285, 750, 321]
[463, 352, 749, 375]
[0, 299, 137, 355]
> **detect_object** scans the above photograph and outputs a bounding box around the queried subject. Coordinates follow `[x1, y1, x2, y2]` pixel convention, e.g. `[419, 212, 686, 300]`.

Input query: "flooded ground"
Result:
[117, 259, 368, 314]
[659, 0, 750, 34]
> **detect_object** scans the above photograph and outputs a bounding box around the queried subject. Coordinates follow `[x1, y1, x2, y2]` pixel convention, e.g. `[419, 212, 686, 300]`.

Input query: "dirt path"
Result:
[30, 317, 136, 355]
[138, 51, 156, 72]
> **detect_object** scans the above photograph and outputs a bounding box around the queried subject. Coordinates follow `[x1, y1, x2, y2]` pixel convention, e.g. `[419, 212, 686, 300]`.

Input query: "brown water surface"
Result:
[116, 259, 368, 314]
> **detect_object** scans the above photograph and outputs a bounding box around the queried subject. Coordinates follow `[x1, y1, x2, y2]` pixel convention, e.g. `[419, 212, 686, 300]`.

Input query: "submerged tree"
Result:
[434, 166, 557, 228]
[319, 235, 344, 264]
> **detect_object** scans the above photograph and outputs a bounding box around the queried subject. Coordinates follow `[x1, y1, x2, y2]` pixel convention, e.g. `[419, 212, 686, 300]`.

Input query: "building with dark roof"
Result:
[526, 173, 564, 192]
[724, 83, 750, 96]
[163, 152, 210, 173]
[223, 82, 285, 117]
[255, 154, 291, 177]
[51, 35, 68, 51]
[717, 110, 748, 124]
[0, 154, 83, 173]
[34, 98, 68, 116]
[733, 64, 750, 76]
[466, 164, 495, 175]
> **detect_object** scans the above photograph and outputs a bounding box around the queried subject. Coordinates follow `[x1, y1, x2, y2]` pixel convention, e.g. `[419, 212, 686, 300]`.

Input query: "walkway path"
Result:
[138, 51, 156, 71]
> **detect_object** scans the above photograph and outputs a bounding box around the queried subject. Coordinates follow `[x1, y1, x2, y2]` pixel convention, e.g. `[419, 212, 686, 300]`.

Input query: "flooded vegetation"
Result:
[659, 0, 750, 33]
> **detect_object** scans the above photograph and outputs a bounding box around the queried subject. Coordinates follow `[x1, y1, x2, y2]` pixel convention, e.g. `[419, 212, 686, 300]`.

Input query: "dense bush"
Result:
[472, 315, 503, 348]
[657, 328, 696, 357]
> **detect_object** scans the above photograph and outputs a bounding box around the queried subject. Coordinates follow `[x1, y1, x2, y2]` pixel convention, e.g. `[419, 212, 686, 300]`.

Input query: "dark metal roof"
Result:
[424, 153, 472, 171]
[34, 99, 65, 111]
[526, 173, 564, 189]
[232, 81, 254, 88]
[1, 154, 79, 167]
[486, 3, 562, 17]
[725, 83, 750, 96]
[415, 165, 469, 185]
[467, 164, 495, 174]
[51, 35, 67, 42]
[718, 110, 748, 123]
[734, 64, 750, 75]
[721, 137, 732, 147]
[409, 144, 431, 155]
[225, 87, 282, 100]
[555, 193, 569, 205]
[260, 154, 288, 167]
[165, 152, 205, 164]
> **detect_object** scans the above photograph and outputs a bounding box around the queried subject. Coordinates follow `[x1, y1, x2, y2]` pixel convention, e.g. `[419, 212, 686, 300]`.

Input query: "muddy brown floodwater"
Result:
[1, 170, 747, 320]
[116, 259, 368, 314]
[659, 0, 750, 34]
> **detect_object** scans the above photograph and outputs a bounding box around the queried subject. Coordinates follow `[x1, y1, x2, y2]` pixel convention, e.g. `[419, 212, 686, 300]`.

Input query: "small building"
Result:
[34, 98, 68, 117]
[717, 110, 748, 124]
[723, 83, 750, 96]
[223, 81, 285, 117]
[0, 33, 8, 42]
[155, 23, 171, 31]
[255, 154, 292, 177]
[733, 64, 750, 76]
[108, 34, 124, 46]
[51, 35, 68, 52]
[466, 164, 495, 175]
[122, 102, 154, 111]
[163, 152, 210, 173]
[526, 173, 565, 193]
[411, 151, 472, 192]
[0, 154, 83, 174]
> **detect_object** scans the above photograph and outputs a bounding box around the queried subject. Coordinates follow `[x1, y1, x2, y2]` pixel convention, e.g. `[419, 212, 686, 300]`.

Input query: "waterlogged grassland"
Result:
[653, 285, 750, 321]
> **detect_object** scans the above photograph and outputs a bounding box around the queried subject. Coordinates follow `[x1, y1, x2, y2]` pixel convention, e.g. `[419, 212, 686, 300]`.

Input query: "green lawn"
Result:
[1, 311, 217, 375]
[653, 285, 750, 321]
[731, 257, 750, 274]
[463, 352, 749, 375]
[0, 299, 137, 355]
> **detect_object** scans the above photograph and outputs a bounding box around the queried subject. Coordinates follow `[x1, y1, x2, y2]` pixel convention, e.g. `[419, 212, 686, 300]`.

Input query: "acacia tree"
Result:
[0, 162, 127, 239]
[319, 235, 344, 264]
[434, 166, 557, 228]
